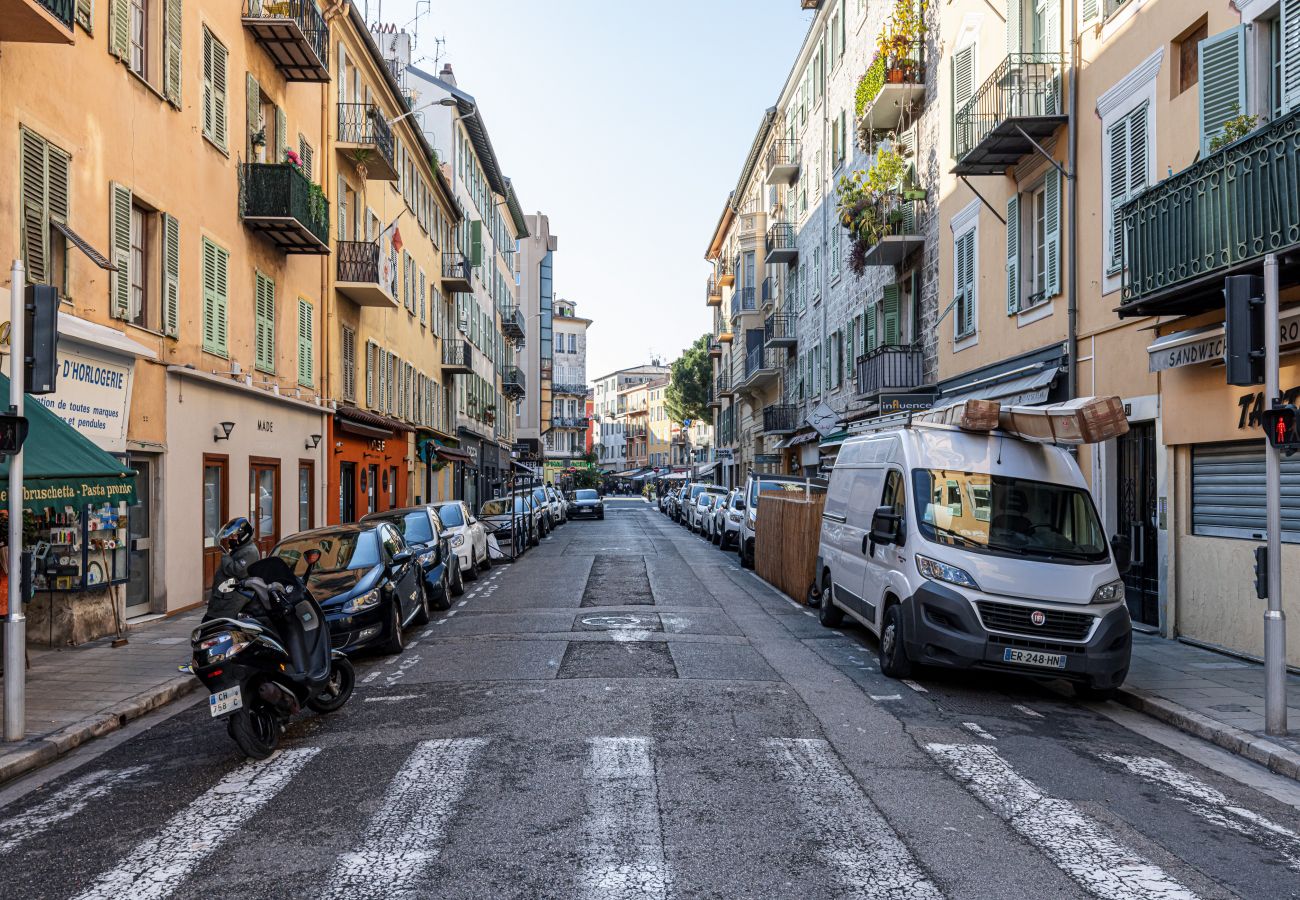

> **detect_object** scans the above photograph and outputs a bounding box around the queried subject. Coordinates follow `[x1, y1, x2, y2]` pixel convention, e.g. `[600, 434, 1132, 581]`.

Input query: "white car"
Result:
[717, 490, 744, 550]
[545, 485, 567, 524]
[432, 500, 489, 581]
[690, 489, 726, 533]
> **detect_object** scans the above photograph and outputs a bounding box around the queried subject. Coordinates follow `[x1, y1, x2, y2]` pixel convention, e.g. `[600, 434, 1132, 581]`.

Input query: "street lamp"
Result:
[388, 96, 478, 128]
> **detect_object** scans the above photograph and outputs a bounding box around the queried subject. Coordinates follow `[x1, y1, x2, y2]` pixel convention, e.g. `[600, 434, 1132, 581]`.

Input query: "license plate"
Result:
[208, 685, 243, 717]
[1002, 648, 1067, 669]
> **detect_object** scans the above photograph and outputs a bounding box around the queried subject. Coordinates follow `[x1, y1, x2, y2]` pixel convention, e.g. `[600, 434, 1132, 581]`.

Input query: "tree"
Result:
[666, 333, 712, 425]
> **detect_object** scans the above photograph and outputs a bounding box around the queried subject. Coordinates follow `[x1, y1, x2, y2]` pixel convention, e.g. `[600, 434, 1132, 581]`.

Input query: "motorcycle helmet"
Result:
[218, 517, 254, 554]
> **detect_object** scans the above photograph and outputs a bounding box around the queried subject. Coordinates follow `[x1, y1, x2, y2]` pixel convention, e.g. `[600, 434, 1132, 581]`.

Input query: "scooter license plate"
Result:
[1002, 648, 1067, 669]
[209, 686, 243, 717]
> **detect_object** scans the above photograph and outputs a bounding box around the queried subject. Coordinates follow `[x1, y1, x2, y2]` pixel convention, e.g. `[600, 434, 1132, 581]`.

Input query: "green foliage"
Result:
[855, 55, 887, 117]
[836, 146, 913, 275]
[1208, 111, 1260, 153]
[665, 334, 712, 424]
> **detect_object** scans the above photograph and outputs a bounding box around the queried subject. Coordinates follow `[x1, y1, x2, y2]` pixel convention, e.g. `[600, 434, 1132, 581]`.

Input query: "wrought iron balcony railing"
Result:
[716, 257, 735, 287]
[953, 53, 1068, 175]
[762, 404, 800, 434]
[239, 163, 330, 253]
[441, 338, 472, 372]
[1121, 107, 1300, 316]
[501, 366, 525, 397]
[856, 344, 925, 397]
[716, 371, 733, 398]
[442, 253, 472, 291]
[242, 1, 329, 82]
[765, 139, 801, 185]
[860, 193, 923, 267]
[500, 304, 525, 341]
[706, 275, 722, 307]
[764, 313, 797, 348]
[730, 287, 757, 319]
[337, 103, 396, 179]
[743, 346, 784, 383]
[765, 222, 798, 265]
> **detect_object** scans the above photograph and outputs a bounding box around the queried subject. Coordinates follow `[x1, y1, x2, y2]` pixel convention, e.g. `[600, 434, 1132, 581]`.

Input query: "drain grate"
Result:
[556, 641, 678, 679]
[580, 555, 655, 607]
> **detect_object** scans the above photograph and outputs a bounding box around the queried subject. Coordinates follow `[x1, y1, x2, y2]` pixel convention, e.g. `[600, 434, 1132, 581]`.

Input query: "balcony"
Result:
[0, 0, 73, 43]
[707, 384, 721, 409]
[730, 287, 757, 320]
[242, 1, 329, 82]
[1120, 107, 1300, 317]
[441, 339, 472, 375]
[336, 241, 396, 308]
[716, 372, 734, 400]
[739, 346, 783, 393]
[765, 222, 797, 265]
[953, 53, 1068, 176]
[716, 257, 735, 287]
[239, 163, 330, 254]
[336, 103, 397, 181]
[861, 194, 924, 267]
[765, 139, 801, 185]
[706, 276, 722, 307]
[858, 42, 926, 137]
[441, 253, 472, 293]
[761, 276, 778, 309]
[762, 404, 800, 435]
[764, 313, 797, 349]
[500, 304, 525, 342]
[553, 383, 589, 396]
[501, 366, 525, 398]
[708, 339, 722, 359]
[552, 415, 590, 429]
[856, 344, 925, 397]
[718, 328, 734, 343]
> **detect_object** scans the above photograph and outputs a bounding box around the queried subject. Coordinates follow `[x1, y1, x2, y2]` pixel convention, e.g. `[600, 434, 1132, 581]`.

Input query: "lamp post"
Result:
[387, 96, 478, 128]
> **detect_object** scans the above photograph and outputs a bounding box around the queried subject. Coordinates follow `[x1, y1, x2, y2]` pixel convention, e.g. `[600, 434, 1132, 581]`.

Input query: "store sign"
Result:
[878, 393, 935, 414]
[32, 349, 133, 453]
[1238, 385, 1300, 429]
[1150, 307, 1300, 372]
[808, 402, 838, 437]
[716, 448, 734, 462]
[754, 454, 781, 464]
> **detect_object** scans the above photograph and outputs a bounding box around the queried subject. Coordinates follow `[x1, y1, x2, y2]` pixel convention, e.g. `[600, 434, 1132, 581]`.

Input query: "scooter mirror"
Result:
[303, 549, 322, 566]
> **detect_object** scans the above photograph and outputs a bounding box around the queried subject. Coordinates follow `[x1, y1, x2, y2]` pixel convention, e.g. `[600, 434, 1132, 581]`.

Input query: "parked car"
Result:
[680, 483, 721, 529]
[479, 495, 532, 556]
[432, 500, 488, 586]
[545, 485, 567, 524]
[360, 505, 458, 611]
[690, 487, 727, 533]
[713, 489, 741, 547]
[516, 489, 547, 544]
[738, 473, 826, 569]
[531, 486, 555, 535]
[672, 482, 693, 523]
[569, 488, 605, 520]
[272, 521, 424, 656]
[813, 423, 1132, 697]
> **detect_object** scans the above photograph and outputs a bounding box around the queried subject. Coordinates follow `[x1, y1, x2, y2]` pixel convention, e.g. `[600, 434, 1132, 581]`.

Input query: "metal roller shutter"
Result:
[1191, 442, 1300, 540]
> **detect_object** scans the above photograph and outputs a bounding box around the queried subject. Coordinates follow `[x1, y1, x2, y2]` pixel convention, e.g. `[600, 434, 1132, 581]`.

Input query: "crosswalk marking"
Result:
[581, 737, 672, 900]
[73, 748, 319, 900]
[0, 766, 146, 855]
[1013, 704, 1044, 719]
[767, 738, 942, 900]
[321, 738, 486, 900]
[926, 744, 1200, 900]
[1100, 753, 1300, 872]
[961, 722, 997, 741]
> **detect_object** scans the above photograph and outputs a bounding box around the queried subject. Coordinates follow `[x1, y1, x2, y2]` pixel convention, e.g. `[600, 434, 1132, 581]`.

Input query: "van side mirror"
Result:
[735, 500, 746, 511]
[870, 506, 902, 546]
[1110, 534, 1132, 575]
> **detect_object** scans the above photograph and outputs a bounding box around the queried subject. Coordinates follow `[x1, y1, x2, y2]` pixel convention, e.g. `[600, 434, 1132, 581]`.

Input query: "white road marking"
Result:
[386, 654, 423, 687]
[767, 738, 942, 899]
[435, 618, 448, 625]
[581, 737, 672, 900]
[609, 629, 654, 643]
[457, 600, 468, 607]
[0, 766, 147, 854]
[870, 694, 903, 702]
[961, 722, 998, 741]
[802, 610, 816, 618]
[360, 670, 382, 684]
[1013, 704, 1044, 719]
[363, 694, 420, 703]
[73, 748, 319, 900]
[901, 680, 928, 694]
[420, 628, 434, 638]
[322, 738, 486, 899]
[1100, 754, 1300, 871]
[446, 610, 458, 618]
[926, 743, 1200, 900]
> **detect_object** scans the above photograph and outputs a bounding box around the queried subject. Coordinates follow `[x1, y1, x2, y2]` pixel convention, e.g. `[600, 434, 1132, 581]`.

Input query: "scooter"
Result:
[182, 518, 355, 759]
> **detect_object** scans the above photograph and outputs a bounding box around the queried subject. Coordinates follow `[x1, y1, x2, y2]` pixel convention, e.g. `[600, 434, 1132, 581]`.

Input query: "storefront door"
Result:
[298, 460, 314, 534]
[202, 455, 228, 587]
[250, 459, 280, 556]
[339, 461, 356, 523]
[126, 457, 153, 617]
[367, 464, 379, 514]
[1117, 422, 1160, 627]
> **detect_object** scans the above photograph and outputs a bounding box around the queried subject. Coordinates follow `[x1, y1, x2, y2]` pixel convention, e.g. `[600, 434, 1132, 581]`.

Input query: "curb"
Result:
[1116, 686, 1300, 783]
[0, 676, 198, 787]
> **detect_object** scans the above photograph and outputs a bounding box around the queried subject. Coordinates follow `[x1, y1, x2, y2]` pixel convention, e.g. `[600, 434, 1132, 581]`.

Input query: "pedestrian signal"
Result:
[1260, 404, 1300, 452]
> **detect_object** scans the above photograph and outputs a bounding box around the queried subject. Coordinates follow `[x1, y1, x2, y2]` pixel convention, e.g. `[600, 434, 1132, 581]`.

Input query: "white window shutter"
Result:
[1283, 0, 1300, 112]
[1006, 194, 1020, 314]
[1082, 0, 1099, 22]
[1006, 0, 1022, 54]
[1199, 26, 1247, 154]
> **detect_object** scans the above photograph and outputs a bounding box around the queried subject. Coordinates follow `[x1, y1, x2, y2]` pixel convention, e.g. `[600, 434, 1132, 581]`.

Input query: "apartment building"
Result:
[620, 381, 650, 469]
[592, 363, 670, 473]
[517, 212, 557, 461]
[548, 299, 592, 466]
[645, 378, 672, 470]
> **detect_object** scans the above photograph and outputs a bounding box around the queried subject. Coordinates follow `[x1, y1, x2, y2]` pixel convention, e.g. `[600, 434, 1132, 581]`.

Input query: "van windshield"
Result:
[911, 469, 1108, 563]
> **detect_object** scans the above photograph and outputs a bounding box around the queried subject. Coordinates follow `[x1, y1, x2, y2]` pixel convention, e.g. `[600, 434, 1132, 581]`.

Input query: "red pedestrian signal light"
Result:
[1260, 405, 1300, 451]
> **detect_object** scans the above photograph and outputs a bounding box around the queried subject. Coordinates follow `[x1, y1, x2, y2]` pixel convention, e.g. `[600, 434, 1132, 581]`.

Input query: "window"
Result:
[201, 27, 228, 150]
[811, 247, 821, 301]
[951, 45, 976, 157]
[297, 299, 314, 387]
[568, 333, 577, 353]
[954, 226, 977, 339]
[1104, 102, 1149, 273]
[1198, 26, 1247, 153]
[341, 325, 356, 402]
[129, 0, 147, 78]
[128, 203, 148, 327]
[1008, 169, 1061, 314]
[19, 127, 71, 294]
[1177, 21, 1208, 96]
[254, 271, 275, 374]
[201, 237, 229, 356]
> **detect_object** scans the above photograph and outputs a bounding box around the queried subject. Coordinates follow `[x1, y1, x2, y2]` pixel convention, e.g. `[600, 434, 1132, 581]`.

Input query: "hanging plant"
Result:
[855, 55, 887, 118]
[836, 144, 915, 276]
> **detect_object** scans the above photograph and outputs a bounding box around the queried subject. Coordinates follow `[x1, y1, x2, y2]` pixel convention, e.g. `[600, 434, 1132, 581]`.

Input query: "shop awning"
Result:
[776, 428, 820, 450]
[693, 461, 719, 478]
[937, 366, 1061, 408]
[435, 446, 474, 465]
[335, 405, 414, 437]
[0, 373, 136, 513]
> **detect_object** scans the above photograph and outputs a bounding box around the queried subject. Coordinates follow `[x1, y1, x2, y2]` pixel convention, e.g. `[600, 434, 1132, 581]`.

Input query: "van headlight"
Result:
[1091, 579, 1126, 605]
[916, 555, 981, 591]
[343, 588, 382, 615]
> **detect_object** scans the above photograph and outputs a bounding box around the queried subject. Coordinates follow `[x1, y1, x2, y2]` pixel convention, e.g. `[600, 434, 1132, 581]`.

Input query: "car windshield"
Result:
[749, 479, 817, 507]
[911, 469, 1108, 563]
[274, 529, 381, 574]
[532, 488, 548, 504]
[368, 511, 434, 544]
[481, 497, 526, 517]
[689, 485, 715, 500]
[436, 504, 465, 528]
[576, 489, 598, 500]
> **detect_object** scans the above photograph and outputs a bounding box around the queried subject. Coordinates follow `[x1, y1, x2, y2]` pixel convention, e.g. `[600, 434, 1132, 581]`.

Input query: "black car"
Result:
[568, 488, 605, 520]
[360, 505, 457, 612]
[273, 521, 425, 656]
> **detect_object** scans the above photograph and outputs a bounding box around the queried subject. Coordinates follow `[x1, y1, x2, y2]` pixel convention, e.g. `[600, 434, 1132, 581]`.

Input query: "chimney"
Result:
[440, 63, 456, 86]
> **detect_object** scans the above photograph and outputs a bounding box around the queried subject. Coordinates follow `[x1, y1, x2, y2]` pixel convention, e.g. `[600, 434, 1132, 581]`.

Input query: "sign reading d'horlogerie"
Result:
[35, 349, 133, 453]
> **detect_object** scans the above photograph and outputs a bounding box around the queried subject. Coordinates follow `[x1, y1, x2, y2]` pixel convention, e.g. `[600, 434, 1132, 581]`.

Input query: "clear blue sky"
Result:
[377, 0, 813, 381]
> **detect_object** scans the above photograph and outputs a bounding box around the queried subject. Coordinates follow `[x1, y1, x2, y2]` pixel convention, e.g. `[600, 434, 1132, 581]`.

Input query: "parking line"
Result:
[869, 694, 902, 701]
[435, 618, 448, 625]
[1013, 704, 1045, 719]
[961, 722, 998, 741]
[901, 679, 928, 694]
[363, 695, 420, 703]
[360, 670, 382, 684]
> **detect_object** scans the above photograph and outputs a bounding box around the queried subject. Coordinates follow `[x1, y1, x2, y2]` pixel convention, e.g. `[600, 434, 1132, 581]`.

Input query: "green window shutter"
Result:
[1282, 0, 1300, 112]
[246, 73, 260, 147]
[162, 213, 180, 337]
[960, 231, 977, 336]
[365, 341, 375, 407]
[297, 299, 314, 387]
[201, 238, 228, 355]
[1006, 194, 1021, 314]
[1044, 167, 1061, 297]
[109, 182, 132, 319]
[275, 106, 287, 163]
[298, 135, 314, 180]
[470, 220, 483, 267]
[866, 303, 877, 352]
[1198, 26, 1247, 154]
[20, 129, 48, 285]
[1006, 0, 1022, 53]
[951, 46, 975, 157]
[337, 174, 347, 239]
[202, 29, 228, 149]
[108, 0, 128, 60]
[76, 0, 93, 33]
[255, 272, 275, 373]
[1082, 0, 1099, 22]
[1106, 116, 1130, 273]
[163, 0, 182, 108]
[882, 283, 901, 345]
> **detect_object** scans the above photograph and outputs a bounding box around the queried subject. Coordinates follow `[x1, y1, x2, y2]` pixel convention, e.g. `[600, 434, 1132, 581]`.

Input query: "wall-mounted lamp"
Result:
[214, 421, 235, 443]
[306, 434, 322, 450]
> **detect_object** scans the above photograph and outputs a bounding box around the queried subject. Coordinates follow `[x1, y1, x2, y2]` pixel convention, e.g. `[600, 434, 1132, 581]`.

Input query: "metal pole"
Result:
[5, 260, 26, 742]
[1264, 254, 1288, 736]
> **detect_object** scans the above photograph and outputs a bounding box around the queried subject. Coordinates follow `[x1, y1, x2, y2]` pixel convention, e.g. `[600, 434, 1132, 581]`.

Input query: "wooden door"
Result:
[250, 458, 281, 556]
[202, 455, 229, 587]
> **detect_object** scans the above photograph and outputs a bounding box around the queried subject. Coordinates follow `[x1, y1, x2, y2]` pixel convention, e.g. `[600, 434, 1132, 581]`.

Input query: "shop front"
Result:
[481, 441, 503, 500]
[328, 405, 412, 524]
[455, 432, 482, 511]
[166, 368, 328, 609]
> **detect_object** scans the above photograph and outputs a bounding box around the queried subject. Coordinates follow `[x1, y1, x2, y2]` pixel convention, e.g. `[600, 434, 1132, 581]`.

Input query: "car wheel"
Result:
[817, 574, 843, 627]
[878, 603, 913, 679]
[431, 568, 454, 609]
[412, 582, 431, 626]
[449, 559, 465, 597]
[464, 548, 480, 581]
[740, 541, 753, 569]
[381, 600, 406, 656]
[306, 657, 355, 714]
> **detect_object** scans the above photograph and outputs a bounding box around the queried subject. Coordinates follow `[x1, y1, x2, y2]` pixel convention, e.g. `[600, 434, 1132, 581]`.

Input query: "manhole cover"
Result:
[575, 613, 663, 632]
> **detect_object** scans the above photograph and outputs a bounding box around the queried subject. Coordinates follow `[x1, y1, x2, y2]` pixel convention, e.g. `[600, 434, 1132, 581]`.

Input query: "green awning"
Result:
[0, 373, 136, 513]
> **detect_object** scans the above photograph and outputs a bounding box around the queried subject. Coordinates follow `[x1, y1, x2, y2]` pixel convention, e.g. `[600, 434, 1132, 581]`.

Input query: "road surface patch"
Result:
[580, 737, 672, 900]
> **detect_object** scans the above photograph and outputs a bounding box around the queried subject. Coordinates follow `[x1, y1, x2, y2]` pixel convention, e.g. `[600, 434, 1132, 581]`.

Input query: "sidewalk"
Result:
[1119, 632, 1300, 780]
[0, 610, 203, 785]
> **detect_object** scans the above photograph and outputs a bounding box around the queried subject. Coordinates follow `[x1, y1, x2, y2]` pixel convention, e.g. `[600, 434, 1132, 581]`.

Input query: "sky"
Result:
[375, 0, 814, 381]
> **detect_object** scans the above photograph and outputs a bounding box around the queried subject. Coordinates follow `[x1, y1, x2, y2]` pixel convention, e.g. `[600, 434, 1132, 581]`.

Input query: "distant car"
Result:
[569, 488, 605, 520]
[479, 495, 532, 556]
[683, 484, 723, 530]
[738, 473, 827, 569]
[718, 489, 745, 551]
[273, 521, 424, 656]
[360, 505, 457, 611]
[673, 482, 694, 523]
[516, 490, 547, 544]
[691, 489, 726, 533]
[659, 489, 674, 514]
[545, 485, 567, 524]
[531, 487, 555, 534]
[432, 500, 489, 585]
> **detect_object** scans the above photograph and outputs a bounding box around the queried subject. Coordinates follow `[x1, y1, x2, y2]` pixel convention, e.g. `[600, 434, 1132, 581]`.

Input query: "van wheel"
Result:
[817, 575, 843, 627]
[878, 603, 912, 679]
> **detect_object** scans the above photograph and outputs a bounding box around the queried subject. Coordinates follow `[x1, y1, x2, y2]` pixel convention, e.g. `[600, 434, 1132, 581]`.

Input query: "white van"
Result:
[814, 421, 1132, 697]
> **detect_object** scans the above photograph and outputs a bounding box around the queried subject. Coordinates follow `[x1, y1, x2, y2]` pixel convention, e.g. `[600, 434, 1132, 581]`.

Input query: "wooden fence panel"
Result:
[754, 493, 825, 603]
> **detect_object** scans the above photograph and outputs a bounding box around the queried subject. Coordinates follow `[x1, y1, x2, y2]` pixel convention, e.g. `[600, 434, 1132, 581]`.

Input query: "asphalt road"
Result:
[2, 497, 1300, 899]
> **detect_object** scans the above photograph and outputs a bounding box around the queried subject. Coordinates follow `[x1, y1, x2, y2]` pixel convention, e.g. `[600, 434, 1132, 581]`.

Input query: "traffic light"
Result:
[1225, 274, 1265, 387]
[0, 414, 29, 455]
[1260, 404, 1300, 451]
[1254, 545, 1269, 600]
[24, 284, 59, 395]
